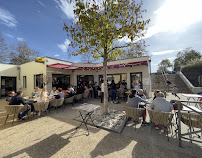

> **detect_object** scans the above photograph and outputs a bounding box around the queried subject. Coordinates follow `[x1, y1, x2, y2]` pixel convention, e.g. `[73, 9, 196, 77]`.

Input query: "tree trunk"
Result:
[103, 48, 108, 114]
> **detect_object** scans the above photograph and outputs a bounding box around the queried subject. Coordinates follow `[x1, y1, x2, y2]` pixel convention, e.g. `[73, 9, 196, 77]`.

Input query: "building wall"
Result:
[0, 63, 19, 96]
[19, 59, 46, 96]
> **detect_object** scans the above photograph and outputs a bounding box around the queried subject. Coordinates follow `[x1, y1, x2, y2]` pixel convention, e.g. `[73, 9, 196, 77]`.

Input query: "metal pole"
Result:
[177, 101, 182, 147]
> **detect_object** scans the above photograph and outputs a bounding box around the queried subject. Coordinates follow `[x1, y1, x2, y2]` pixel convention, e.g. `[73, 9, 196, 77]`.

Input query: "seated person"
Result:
[32, 87, 41, 98]
[9, 91, 32, 120]
[58, 88, 64, 99]
[138, 89, 146, 100]
[6, 91, 15, 102]
[50, 87, 58, 96]
[127, 90, 147, 125]
[150, 92, 174, 130]
[37, 88, 49, 102]
[65, 87, 74, 98]
[153, 89, 160, 100]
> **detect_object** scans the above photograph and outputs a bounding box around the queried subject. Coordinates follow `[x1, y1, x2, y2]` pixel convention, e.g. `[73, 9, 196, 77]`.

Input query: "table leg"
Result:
[75, 111, 90, 136]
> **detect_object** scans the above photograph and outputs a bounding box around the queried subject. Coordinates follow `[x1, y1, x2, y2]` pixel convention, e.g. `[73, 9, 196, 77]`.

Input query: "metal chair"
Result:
[181, 112, 202, 143]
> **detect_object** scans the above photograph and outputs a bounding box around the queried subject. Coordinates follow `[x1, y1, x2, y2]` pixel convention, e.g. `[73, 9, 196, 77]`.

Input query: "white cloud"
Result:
[57, 39, 71, 52]
[120, 0, 202, 43]
[54, 0, 75, 19]
[38, 1, 46, 7]
[5, 33, 14, 38]
[151, 49, 182, 56]
[0, 8, 17, 27]
[54, 54, 60, 57]
[17, 37, 25, 42]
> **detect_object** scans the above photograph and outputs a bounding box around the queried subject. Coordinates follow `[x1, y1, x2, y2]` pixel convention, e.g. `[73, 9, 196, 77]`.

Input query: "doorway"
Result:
[1, 76, 16, 96]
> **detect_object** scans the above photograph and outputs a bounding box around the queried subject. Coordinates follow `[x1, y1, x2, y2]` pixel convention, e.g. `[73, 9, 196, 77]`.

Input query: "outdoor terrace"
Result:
[0, 93, 201, 158]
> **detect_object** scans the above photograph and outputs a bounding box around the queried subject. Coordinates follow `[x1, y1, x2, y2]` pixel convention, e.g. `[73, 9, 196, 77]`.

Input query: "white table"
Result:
[182, 105, 202, 113]
[73, 103, 100, 136]
[182, 94, 202, 108]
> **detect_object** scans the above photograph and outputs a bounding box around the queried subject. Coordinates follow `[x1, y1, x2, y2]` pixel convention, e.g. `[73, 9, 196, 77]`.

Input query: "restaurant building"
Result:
[0, 56, 151, 97]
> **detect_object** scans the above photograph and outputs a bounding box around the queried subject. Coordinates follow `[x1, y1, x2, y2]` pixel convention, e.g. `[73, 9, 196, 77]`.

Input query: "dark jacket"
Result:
[9, 96, 26, 105]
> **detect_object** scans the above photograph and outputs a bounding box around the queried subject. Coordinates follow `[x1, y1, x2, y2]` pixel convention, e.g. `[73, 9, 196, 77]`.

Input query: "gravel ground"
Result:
[0, 93, 202, 158]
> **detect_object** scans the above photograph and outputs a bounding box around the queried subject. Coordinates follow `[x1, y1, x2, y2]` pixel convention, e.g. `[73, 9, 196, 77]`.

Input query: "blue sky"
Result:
[0, 0, 202, 72]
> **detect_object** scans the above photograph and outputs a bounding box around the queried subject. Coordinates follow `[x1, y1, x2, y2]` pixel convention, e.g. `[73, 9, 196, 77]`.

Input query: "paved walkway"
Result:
[0, 93, 201, 158]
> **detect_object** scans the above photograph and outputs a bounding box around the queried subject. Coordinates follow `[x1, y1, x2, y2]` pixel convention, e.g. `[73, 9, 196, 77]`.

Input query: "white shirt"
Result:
[50, 90, 58, 96]
[150, 97, 173, 112]
[101, 83, 105, 92]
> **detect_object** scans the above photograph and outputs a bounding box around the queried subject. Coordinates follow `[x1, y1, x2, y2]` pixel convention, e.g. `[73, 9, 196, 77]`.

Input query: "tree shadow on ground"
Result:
[2, 128, 82, 158]
[90, 121, 202, 158]
[90, 132, 132, 158]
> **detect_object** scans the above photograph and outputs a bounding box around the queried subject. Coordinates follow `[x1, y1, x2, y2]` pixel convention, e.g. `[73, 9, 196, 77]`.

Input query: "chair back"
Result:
[79, 93, 83, 100]
[83, 93, 89, 99]
[50, 99, 58, 107]
[65, 96, 74, 104]
[74, 94, 79, 100]
[148, 110, 173, 125]
[124, 106, 145, 121]
[4, 105, 24, 115]
[58, 98, 64, 106]
[181, 112, 202, 129]
[33, 101, 49, 111]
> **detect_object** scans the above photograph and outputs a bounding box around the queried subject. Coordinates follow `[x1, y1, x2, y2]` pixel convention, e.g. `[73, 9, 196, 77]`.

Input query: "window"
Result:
[130, 72, 142, 89]
[77, 75, 94, 86]
[23, 76, 27, 88]
[34, 74, 43, 88]
[99, 73, 127, 86]
[52, 74, 70, 89]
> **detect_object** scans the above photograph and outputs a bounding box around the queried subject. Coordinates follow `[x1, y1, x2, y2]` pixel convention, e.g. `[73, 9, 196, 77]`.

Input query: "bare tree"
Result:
[81, 51, 95, 63]
[9, 41, 39, 65]
[120, 43, 148, 59]
[0, 32, 8, 63]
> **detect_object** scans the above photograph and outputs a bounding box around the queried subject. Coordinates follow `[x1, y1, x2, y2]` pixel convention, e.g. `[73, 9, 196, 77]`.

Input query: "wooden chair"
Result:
[4, 105, 24, 125]
[124, 105, 145, 130]
[148, 110, 174, 141]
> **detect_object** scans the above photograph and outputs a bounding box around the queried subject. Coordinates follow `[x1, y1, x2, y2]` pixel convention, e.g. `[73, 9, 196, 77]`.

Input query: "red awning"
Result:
[47, 63, 71, 69]
[47, 60, 148, 70]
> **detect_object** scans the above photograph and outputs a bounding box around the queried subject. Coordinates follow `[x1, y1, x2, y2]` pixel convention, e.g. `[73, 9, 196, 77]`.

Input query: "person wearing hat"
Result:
[153, 89, 160, 100]
[150, 92, 173, 130]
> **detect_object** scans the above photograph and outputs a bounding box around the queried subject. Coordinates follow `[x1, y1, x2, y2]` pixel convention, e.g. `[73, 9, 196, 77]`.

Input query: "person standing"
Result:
[110, 80, 117, 103]
[101, 80, 104, 103]
[88, 81, 93, 98]
[172, 85, 180, 99]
